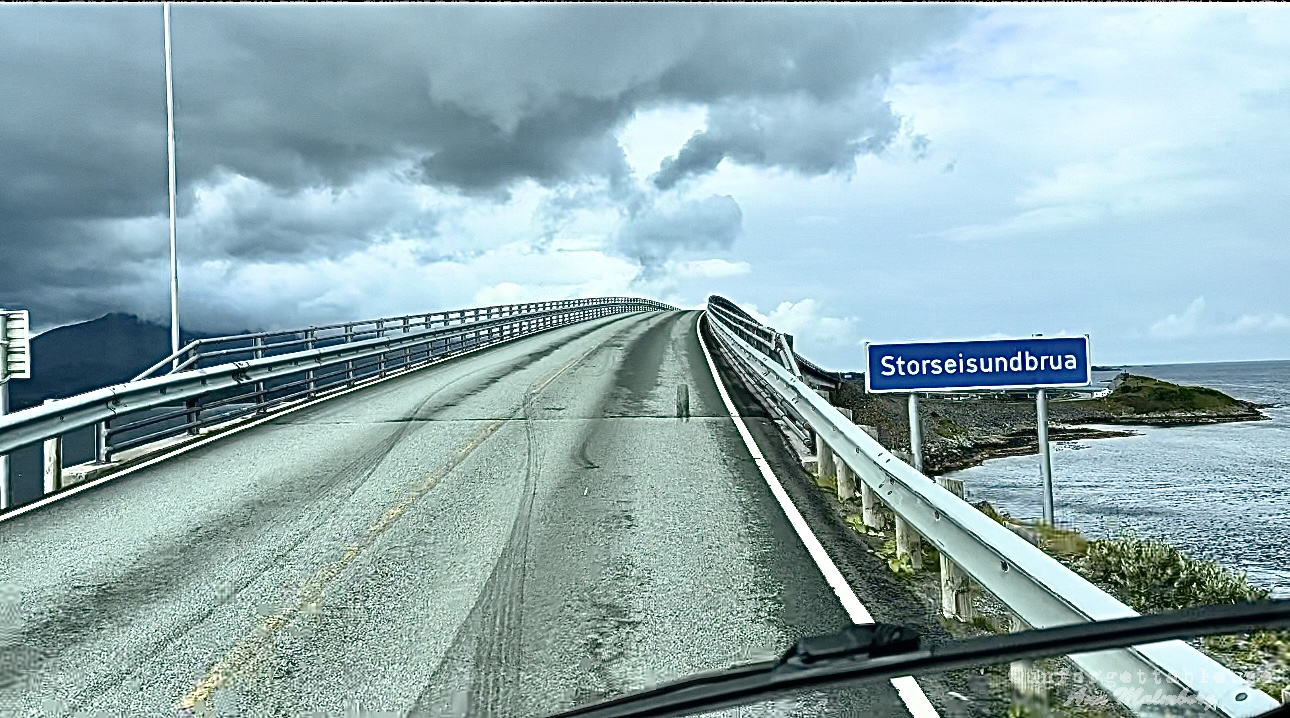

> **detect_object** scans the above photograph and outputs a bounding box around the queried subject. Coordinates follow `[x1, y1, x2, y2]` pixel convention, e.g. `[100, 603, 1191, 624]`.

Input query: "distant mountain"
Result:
[5, 314, 227, 411]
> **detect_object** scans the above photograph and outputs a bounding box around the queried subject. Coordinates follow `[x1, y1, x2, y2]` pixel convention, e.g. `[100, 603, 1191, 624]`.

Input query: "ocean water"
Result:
[948, 360, 1290, 598]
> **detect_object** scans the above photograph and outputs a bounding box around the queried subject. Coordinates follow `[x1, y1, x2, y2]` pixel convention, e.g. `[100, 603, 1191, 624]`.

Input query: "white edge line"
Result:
[2, 314, 634, 524]
[695, 312, 940, 718]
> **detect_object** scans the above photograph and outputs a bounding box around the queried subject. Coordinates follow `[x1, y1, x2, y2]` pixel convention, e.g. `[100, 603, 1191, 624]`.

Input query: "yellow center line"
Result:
[176, 345, 594, 716]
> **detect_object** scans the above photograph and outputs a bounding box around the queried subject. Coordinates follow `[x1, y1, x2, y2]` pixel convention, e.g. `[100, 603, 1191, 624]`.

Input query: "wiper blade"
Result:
[545, 599, 1290, 718]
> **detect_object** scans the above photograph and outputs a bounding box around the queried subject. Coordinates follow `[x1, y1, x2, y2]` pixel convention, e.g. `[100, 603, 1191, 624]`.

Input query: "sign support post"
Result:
[1036, 388, 1055, 525]
[908, 393, 923, 471]
[866, 334, 1089, 525]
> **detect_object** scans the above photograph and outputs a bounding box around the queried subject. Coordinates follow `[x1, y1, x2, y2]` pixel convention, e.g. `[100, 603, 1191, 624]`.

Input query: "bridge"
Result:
[0, 297, 1277, 717]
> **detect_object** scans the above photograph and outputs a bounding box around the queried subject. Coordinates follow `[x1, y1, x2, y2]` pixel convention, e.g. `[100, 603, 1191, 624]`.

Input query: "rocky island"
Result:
[830, 374, 1267, 475]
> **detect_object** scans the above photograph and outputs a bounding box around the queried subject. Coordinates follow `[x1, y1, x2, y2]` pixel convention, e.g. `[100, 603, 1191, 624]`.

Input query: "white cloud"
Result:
[936, 144, 1241, 242]
[1149, 296, 1290, 340]
[1149, 297, 1207, 339]
[618, 105, 709, 181]
[662, 258, 751, 280]
[182, 238, 643, 332]
[744, 298, 861, 348]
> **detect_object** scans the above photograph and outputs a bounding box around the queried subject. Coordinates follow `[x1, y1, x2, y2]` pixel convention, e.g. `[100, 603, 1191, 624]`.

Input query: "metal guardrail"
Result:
[703, 295, 1277, 718]
[134, 298, 659, 381]
[0, 297, 672, 509]
[707, 296, 837, 390]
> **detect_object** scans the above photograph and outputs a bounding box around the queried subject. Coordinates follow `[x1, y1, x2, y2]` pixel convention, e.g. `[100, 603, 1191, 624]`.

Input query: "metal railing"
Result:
[703, 295, 1277, 718]
[0, 297, 672, 510]
[707, 296, 837, 389]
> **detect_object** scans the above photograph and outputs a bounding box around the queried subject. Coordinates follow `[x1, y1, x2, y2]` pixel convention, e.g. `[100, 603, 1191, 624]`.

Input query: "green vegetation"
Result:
[1075, 532, 1268, 611]
[812, 471, 837, 493]
[814, 441, 1285, 701]
[1075, 533, 1288, 700]
[969, 504, 1288, 699]
[1086, 375, 1246, 415]
[876, 535, 916, 579]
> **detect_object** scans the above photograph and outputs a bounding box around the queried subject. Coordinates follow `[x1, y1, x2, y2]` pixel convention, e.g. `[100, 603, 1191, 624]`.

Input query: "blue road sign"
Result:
[865, 336, 1090, 393]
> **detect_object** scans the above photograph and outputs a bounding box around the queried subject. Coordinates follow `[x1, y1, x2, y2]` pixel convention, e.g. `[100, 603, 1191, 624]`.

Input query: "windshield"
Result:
[0, 4, 1286, 718]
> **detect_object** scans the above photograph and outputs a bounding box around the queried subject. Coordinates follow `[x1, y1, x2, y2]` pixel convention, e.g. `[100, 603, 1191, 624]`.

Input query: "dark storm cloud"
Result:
[653, 90, 904, 190]
[0, 3, 968, 326]
[616, 196, 744, 276]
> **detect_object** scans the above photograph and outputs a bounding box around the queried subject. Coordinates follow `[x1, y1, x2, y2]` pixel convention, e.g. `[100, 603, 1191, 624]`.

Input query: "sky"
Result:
[1, 4, 1287, 369]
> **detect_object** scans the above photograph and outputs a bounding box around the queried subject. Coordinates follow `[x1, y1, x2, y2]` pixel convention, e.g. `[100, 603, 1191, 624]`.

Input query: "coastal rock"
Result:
[829, 375, 1265, 476]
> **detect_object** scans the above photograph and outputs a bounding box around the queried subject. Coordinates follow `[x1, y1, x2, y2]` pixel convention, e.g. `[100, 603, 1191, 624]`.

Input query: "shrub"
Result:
[1075, 532, 1268, 613]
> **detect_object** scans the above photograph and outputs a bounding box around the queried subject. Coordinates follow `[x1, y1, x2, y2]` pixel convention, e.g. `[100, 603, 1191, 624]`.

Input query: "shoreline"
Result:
[925, 425, 1136, 476]
[831, 374, 1268, 478]
[925, 412, 1269, 476]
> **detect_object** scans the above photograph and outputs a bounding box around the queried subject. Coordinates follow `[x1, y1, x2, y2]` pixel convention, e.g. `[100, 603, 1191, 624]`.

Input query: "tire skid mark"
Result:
[407, 316, 663, 718]
[175, 324, 614, 717]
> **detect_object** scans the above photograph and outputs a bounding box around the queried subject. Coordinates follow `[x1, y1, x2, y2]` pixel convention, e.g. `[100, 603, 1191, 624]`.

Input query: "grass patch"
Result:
[812, 471, 837, 493]
[1079, 375, 1245, 414]
[875, 536, 916, 579]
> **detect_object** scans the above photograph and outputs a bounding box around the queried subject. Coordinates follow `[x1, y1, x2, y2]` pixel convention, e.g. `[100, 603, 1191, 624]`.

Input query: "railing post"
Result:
[856, 426, 886, 530]
[1009, 613, 1047, 699]
[377, 320, 386, 377]
[833, 406, 857, 502]
[306, 330, 317, 395]
[344, 325, 355, 385]
[95, 419, 110, 463]
[835, 457, 856, 501]
[816, 435, 835, 482]
[936, 476, 975, 621]
[0, 376, 9, 511]
[253, 336, 266, 413]
[42, 400, 62, 495]
[401, 318, 411, 369]
[895, 516, 923, 571]
[861, 482, 884, 531]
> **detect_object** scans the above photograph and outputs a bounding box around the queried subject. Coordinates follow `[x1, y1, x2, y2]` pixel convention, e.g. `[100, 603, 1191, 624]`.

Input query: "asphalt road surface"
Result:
[0, 310, 921, 718]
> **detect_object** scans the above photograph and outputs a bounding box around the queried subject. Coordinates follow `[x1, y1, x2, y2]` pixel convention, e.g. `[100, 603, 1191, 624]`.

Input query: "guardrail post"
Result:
[0, 378, 9, 510]
[856, 426, 886, 530]
[1008, 613, 1047, 699]
[41, 399, 62, 494]
[377, 320, 386, 377]
[832, 407, 857, 501]
[306, 330, 317, 395]
[95, 420, 109, 463]
[861, 482, 884, 530]
[816, 436, 835, 482]
[835, 453, 856, 501]
[43, 437, 61, 495]
[253, 337, 266, 412]
[185, 397, 199, 436]
[344, 325, 355, 385]
[400, 318, 411, 369]
[936, 476, 975, 621]
[895, 516, 923, 571]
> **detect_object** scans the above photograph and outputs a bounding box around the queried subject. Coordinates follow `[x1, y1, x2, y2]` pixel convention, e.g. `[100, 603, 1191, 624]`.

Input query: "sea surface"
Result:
[948, 360, 1290, 598]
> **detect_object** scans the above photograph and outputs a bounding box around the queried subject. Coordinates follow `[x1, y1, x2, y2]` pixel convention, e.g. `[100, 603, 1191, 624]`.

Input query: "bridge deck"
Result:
[0, 310, 913, 717]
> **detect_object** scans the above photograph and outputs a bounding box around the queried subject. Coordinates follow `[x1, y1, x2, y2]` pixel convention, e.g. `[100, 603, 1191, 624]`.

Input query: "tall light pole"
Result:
[164, 2, 180, 368]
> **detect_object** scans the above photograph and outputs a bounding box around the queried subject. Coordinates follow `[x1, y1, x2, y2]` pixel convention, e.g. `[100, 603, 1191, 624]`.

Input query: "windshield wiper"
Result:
[545, 599, 1290, 718]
